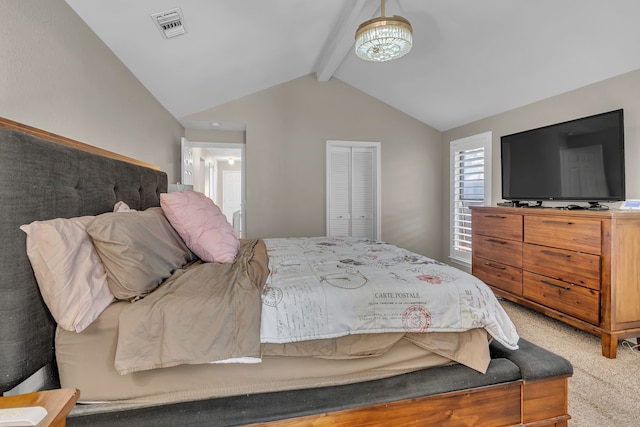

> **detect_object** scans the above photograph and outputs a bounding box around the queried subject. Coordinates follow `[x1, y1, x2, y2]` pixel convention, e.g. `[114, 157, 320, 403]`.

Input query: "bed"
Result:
[0, 117, 573, 426]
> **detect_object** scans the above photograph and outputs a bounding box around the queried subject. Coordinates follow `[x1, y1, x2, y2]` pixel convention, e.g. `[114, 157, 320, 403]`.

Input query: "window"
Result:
[450, 132, 492, 264]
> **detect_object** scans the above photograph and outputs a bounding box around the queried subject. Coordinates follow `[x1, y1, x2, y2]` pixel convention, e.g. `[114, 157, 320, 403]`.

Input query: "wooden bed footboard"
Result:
[247, 376, 570, 427]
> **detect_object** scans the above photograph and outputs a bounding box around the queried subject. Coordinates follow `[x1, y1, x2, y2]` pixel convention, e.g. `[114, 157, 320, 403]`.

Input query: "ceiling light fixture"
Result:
[228, 158, 235, 165]
[355, 0, 412, 62]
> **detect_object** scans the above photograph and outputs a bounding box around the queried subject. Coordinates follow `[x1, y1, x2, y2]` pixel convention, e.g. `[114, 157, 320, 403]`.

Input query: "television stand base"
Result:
[587, 202, 609, 211]
[497, 201, 543, 208]
[525, 201, 543, 208]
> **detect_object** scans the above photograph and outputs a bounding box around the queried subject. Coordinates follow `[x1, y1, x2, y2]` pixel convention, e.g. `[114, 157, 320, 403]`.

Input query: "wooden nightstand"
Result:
[0, 388, 79, 426]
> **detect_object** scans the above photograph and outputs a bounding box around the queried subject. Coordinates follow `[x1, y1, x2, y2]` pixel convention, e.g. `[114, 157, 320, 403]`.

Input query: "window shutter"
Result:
[450, 132, 492, 264]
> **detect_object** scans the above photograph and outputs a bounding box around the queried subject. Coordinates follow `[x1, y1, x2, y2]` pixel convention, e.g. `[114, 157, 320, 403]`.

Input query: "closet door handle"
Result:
[485, 215, 507, 219]
[541, 250, 571, 258]
[541, 279, 571, 291]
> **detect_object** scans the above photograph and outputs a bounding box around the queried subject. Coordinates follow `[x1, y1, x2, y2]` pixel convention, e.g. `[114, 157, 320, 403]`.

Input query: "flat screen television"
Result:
[501, 109, 625, 206]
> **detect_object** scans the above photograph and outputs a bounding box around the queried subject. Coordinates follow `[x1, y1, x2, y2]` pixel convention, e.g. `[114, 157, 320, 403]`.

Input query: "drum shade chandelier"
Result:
[355, 0, 412, 62]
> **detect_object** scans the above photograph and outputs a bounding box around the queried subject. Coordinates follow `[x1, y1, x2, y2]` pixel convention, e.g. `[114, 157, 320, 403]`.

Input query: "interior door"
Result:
[180, 140, 246, 237]
[351, 147, 375, 238]
[181, 137, 194, 185]
[222, 170, 242, 225]
[326, 141, 380, 240]
[328, 147, 352, 236]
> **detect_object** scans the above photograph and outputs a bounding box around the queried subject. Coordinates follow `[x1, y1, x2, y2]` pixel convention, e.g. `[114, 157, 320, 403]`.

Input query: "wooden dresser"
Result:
[471, 206, 640, 358]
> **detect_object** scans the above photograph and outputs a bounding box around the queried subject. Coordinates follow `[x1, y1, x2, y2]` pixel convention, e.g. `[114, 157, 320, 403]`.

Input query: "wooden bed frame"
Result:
[255, 377, 570, 426]
[0, 117, 572, 426]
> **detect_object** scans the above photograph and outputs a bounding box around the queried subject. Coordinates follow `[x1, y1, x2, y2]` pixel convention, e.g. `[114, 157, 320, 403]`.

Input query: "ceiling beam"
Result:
[314, 0, 380, 82]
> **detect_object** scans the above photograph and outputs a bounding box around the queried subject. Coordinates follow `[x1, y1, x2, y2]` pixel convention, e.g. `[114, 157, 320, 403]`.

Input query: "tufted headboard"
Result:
[0, 118, 168, 393]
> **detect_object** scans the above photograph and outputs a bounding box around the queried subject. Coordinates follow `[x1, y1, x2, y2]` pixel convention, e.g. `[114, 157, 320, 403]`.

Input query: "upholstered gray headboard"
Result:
[0, 120, 167, 393]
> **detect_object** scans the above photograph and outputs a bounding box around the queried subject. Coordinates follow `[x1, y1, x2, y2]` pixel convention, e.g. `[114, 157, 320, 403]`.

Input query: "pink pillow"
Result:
[160, 191, 240, 263]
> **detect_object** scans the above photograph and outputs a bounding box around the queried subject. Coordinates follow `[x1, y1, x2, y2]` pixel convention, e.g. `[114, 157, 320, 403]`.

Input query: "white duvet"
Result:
[260, 237, 520, 350]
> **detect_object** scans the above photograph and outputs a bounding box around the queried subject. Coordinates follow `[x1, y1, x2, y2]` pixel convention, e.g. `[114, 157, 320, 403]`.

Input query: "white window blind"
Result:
[450, 132, 492, 264]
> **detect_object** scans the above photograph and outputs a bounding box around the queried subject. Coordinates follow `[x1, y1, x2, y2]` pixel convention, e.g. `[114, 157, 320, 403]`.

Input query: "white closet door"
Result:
[327, 143, 378, 240]
[328, 147, 351, 237]
[351, 147, 374, 238]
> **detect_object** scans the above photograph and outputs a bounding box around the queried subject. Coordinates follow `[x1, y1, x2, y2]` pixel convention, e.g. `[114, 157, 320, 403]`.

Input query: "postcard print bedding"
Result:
[260, 237, 519, 350]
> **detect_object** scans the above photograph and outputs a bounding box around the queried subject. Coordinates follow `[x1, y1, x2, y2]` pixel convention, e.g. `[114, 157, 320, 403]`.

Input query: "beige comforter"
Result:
[114, 238, 493, 375]
[115, 238, 269, 374]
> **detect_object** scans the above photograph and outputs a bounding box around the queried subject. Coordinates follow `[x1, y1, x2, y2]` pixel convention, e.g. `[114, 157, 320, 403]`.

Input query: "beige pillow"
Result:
[113, 201, 135, 212]
[20, 216, 114, 332]
[87, 207, 194, 301]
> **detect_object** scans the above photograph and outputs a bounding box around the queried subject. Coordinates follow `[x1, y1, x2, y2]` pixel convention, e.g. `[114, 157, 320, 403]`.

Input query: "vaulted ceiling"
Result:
[65, 0, 640, 131]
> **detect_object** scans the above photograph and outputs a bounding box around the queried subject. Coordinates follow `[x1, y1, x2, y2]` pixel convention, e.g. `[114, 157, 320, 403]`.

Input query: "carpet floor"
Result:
[500, 299, 640, 427]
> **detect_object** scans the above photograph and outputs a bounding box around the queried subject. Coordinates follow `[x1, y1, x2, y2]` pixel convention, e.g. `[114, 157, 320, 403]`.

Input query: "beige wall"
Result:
[10, 0, 638, 265]
[184, 74, 443, 259]
[1, 0, 183, 181]
[185, 129, 245, 144]
[441, 68, 640, 263]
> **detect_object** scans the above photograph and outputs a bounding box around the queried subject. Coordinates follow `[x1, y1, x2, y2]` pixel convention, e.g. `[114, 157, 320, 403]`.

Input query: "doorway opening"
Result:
[181, 138, 246, 237]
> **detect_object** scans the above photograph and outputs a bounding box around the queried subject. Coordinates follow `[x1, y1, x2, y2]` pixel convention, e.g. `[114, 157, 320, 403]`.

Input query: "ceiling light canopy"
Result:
[355, 0, 412, 62]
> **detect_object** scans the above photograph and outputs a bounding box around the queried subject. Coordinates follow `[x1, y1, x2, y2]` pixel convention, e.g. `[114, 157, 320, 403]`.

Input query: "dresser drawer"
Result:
[473, 257, 523, 296]
[473, 212, 522, 240]
[523, 271, 600, 324]
[524, 216, 601, 254]
[523, 243, 600, 290]
[473, 236, 522, 268]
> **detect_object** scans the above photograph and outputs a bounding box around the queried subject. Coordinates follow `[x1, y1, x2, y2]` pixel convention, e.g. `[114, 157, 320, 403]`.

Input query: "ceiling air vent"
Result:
[151, 8, 186, 39]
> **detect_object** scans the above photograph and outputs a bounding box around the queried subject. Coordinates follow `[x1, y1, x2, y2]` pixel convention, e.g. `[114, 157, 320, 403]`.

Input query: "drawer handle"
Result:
[541, 279, 571, 291]
[484, 262, 506, 270]
[541, 250, 571, 258]
[485, 215, 507, 219]
[542, 220, 574, 225]
[486, 238, 507, 245]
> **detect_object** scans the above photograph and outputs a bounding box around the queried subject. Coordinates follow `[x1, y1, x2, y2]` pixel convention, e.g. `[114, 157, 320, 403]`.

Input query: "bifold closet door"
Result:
[327, 146, 375, 239]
